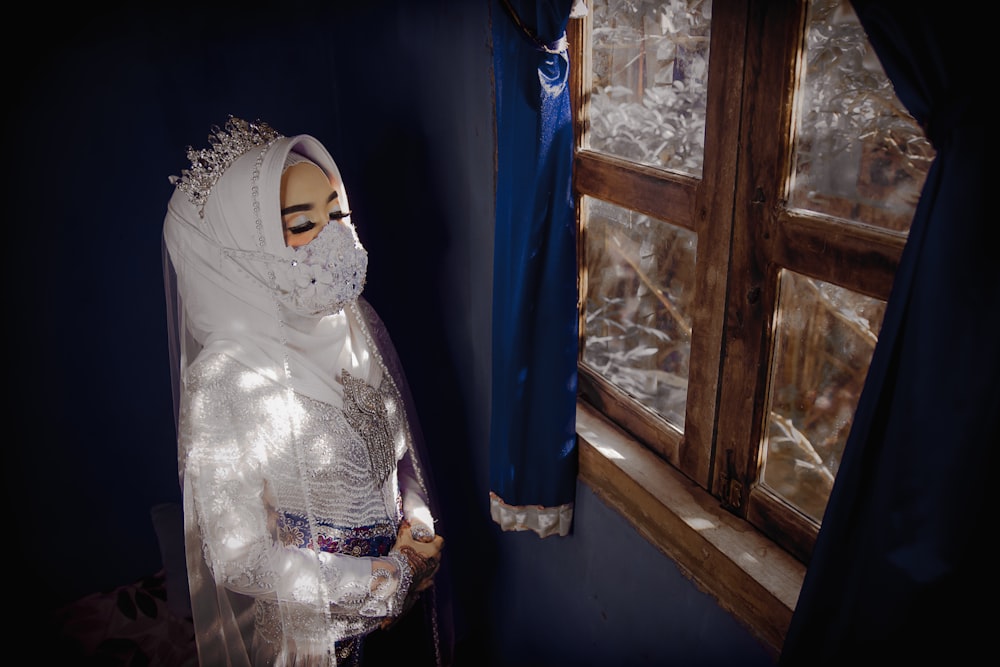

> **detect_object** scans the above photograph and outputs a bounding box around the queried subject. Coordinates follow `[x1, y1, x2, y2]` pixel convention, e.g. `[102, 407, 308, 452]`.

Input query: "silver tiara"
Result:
[169, 116, 283, 216]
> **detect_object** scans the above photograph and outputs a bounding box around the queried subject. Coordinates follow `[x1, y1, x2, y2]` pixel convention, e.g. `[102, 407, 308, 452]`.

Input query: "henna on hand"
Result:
[400, 545, 439, 586]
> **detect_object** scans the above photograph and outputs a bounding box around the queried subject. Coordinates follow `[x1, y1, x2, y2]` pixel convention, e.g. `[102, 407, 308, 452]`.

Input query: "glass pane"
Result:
[582, 197, 696, 429]
[589, 0, 712, 177]
[761, 269, 885, 522]
[789, 0, 934, 233]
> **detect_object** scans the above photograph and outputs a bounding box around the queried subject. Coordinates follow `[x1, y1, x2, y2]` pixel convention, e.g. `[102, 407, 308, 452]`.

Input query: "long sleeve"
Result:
[399, 461, 435, 538]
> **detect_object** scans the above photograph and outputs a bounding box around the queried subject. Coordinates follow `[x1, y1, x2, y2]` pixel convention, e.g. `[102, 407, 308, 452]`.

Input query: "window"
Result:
[571, 0, 931, 629]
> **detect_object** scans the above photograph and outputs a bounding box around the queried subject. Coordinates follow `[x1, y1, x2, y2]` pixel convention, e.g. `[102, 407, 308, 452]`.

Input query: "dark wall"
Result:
[5, 2, 774, 665]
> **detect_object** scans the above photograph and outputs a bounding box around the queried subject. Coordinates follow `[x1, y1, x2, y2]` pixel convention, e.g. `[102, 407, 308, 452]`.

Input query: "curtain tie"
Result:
[499, 0, 568, 54]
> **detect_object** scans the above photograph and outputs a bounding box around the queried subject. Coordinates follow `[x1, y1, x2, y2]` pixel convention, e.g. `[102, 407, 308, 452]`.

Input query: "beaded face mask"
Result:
[278, 219, 369, 317]
[227, 218, 368, 318]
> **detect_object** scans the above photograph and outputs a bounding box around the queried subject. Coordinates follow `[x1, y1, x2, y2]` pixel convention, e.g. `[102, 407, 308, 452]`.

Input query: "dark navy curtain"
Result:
[780, 2, 993, 663]
[489, 0, 579, 537]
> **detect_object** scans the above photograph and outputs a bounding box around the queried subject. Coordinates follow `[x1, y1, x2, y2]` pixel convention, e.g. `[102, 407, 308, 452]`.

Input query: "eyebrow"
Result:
[280, 191, 339, 216]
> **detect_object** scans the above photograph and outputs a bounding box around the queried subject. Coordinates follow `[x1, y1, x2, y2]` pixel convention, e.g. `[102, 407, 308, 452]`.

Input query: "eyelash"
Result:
[287, 219, 316, 235]
[287, 210, 352, 235]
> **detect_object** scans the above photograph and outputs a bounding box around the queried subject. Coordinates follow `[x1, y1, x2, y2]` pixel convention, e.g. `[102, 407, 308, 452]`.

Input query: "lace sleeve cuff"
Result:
[371, 551, 412, 617]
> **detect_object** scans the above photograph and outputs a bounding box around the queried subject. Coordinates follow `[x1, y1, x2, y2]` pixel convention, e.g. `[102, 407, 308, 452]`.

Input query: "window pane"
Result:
[581, 196, 696, 429]
[761, 269, 885, 522]
[789, 0, 933, 233]
[589, 0, 712, 177]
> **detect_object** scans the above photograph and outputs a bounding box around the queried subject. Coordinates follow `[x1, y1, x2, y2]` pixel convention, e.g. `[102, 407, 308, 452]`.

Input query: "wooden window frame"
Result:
[569, 0, 905, 653]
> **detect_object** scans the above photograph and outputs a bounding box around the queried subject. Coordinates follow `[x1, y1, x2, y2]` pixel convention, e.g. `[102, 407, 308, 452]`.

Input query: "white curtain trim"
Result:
[489, 491, 573, 538]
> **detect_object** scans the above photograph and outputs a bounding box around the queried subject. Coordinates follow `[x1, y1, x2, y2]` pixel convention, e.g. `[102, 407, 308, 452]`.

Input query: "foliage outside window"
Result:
[589, 0, 712, 176]
[790, 0, 933, 233]
[582, 197, 697, 430]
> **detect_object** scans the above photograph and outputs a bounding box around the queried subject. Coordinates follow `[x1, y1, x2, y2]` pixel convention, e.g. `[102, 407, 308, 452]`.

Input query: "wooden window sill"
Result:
[576, 400, 805, 659]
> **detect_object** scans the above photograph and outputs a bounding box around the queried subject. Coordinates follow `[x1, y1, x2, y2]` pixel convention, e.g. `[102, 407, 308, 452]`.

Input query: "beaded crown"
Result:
[169, 116, 283, 216]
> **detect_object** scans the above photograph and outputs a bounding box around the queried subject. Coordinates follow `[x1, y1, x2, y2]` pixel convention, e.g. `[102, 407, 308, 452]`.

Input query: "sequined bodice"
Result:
[184, 353, 402, 531]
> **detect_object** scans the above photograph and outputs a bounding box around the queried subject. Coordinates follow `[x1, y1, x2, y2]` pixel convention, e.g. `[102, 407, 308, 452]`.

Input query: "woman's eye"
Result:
[287, 216, 316, 235]
[329, 210, 351, 221]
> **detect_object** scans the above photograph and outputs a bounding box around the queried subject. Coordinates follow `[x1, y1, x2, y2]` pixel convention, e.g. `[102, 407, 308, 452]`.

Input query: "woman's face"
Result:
[280, 162, 349, 248]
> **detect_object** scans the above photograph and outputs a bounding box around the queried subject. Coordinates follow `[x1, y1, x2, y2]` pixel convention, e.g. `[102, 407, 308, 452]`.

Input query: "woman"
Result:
[163, 117, 446, 666]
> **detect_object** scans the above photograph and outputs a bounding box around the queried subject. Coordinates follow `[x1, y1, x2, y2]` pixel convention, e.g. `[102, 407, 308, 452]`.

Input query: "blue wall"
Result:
[5, 2, 773, 665]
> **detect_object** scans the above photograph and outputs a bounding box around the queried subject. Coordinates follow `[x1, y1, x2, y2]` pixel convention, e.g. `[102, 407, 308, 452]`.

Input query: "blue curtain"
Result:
[780, 2, 992, 663]
[489, 0, 579, 538]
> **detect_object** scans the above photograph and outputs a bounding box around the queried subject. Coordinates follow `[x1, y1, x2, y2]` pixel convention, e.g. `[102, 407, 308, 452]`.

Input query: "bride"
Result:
[162, 117, 447, 666]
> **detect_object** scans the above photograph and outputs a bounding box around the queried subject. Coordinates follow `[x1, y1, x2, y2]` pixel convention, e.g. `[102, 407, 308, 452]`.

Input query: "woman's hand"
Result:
[379, 520, 444, 629]
[394, 520, 443, 592]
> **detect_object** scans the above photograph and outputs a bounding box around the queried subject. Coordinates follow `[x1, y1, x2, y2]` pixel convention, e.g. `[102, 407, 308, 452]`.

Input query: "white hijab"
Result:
[163, 131, 378, 409]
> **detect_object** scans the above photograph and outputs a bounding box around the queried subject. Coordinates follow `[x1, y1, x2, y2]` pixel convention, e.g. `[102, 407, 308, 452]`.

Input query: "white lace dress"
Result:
[180, 348, 429, 666]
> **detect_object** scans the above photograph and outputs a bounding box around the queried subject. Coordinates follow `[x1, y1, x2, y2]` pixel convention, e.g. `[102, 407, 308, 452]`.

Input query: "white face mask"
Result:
[278, 219, 369, 317]
[227, 218, 369, 317]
